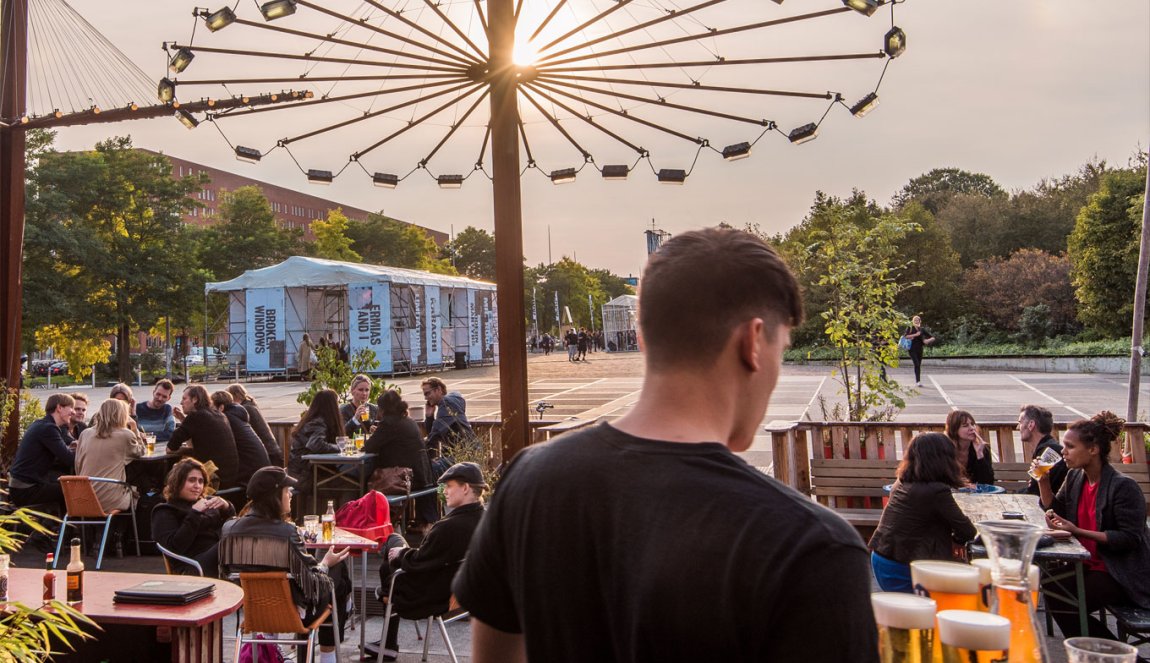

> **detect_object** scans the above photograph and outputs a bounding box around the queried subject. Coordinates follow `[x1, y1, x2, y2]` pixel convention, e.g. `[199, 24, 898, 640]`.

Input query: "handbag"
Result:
[369, 466, 413, 495]
[238, 635, 285, 663]
[898, 336, 911, 351]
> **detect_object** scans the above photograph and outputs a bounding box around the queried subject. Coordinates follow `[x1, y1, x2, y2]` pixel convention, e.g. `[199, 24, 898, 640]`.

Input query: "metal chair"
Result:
[378, 567, 468, 663]
[54, 476, 140, 570]
[235, 571, 331, 663]
[157, 542, 204, 576]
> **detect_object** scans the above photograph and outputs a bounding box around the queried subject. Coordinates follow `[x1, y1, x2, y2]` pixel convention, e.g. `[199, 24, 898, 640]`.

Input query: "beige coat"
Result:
[76, 427, 146, 512]
[298, 338, 315, 372]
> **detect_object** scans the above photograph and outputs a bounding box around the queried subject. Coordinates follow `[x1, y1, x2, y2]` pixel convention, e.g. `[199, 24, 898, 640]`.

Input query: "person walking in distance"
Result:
[454, 228, 878, 662]
[904, 315, 934, 387]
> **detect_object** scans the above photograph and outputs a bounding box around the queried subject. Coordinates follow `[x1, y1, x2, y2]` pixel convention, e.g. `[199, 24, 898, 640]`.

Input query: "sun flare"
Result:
[512, 40, 540, 67]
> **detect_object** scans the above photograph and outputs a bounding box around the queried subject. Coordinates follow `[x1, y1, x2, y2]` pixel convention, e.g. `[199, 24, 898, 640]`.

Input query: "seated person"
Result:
[8, 393, 76, 511]
[220, 467, 351, 663]
[167, 385, 239, 490]
[374, 462, 486, 661]
[340, 374, 378, 437]
[152, 458, 235, 577]
[421, 377, 471, 451]
[76, 399, 146, 513]
[227, 383, 282, 465]
[136, 379, 177, 444]
[65, 393, 89, 442]
[288, 389, 343, 498]
[945, 409, 995, 485]
[211, 390, 271, 479]
[364, 389, 437, 525]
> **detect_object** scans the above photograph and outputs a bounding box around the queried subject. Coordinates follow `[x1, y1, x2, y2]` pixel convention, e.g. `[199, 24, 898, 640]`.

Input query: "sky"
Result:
[36, 1, 1150, 277]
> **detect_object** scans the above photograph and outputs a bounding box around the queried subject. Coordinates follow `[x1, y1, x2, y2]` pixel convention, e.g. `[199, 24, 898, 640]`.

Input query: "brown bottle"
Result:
[43, 553, 56, 601]
[66, 538, 84, 605]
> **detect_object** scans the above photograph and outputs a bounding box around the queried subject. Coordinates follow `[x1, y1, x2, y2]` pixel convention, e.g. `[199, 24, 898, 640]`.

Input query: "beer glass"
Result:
[873, 593, 937, 663]
[145, 434, 156, 455]
[1063, 637, 1137, 663]
[936, 610, 1010, 663]
[354, 432, 365, 452]
[911, 561, 981, 613]
[1027, 446, 1062, 480]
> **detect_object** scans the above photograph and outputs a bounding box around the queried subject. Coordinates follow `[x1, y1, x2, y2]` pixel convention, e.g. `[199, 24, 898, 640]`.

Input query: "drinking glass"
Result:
[1063, 638, 1137, 663]
[336, 436, 349, 455]
[936, 610, 1010, 663]
[145, 434, 156, 455]
[354, 433, 364, 452]
[1028, 447, 1063, 480]
[873, 592, 936, 663]
[302, 515, 320, 543]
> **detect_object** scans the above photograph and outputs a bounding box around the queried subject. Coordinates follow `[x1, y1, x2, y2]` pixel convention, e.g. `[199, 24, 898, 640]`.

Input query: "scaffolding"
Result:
[601, 295, 639, 352]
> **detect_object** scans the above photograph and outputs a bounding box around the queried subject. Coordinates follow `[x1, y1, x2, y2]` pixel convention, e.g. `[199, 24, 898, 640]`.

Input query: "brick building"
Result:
[141, 149, 447, 244]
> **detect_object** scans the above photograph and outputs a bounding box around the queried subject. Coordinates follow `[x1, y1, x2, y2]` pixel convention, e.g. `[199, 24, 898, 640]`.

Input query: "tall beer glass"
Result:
[1027, 446, 1062, 480]
[937, 610, 1010, 663]
[873, 593, 937, 663]
[911, 561, 981, 613]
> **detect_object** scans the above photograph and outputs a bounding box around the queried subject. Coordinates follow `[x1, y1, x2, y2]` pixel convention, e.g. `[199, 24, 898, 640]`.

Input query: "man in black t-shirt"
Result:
[454, 228, 879, 663]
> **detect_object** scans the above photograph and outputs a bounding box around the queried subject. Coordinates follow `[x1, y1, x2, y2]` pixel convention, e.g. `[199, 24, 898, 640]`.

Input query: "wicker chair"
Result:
[54, 476, 140, 570]
[157, 542, 204, 576]
[237, 571, 332, 663]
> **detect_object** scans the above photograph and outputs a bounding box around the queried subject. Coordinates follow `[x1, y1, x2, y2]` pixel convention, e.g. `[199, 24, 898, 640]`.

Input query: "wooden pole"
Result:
[1126, 163, 1150, 424]
[488, 0, 530, 461]
[0, 0, 28, 463]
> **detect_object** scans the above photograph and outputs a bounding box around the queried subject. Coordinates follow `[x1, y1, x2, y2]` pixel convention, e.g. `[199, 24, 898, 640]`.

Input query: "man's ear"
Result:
[738, 318, 765, 372]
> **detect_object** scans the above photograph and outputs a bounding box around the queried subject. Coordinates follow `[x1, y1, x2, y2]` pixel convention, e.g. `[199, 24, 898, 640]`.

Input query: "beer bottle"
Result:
[66, 537, 84, 605]
[43, 553, 56, 601]
[0, 553, 10, 603]
[322, 500, 336, 542]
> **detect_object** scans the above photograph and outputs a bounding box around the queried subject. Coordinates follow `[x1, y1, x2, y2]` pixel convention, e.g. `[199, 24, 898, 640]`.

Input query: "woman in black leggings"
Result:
[904, 315, 933, 387]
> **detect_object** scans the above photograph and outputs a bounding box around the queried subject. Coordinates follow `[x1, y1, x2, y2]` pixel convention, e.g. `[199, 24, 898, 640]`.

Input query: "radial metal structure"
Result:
[169, 0, 909, 459]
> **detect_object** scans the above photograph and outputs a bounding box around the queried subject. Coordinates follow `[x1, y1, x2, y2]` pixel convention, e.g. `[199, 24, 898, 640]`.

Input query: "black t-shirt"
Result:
[453, 423, 878, 662]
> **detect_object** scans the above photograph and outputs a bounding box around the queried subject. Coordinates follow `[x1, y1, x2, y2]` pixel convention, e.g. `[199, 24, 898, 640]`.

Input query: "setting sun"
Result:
[512, 39, 540, 66]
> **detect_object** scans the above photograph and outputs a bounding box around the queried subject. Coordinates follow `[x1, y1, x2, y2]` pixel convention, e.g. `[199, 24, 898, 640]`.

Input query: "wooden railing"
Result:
[764, 420, 1150, 497]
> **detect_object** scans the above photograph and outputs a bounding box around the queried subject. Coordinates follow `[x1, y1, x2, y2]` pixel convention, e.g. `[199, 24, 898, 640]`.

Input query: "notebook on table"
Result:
[113, 579, 216, 605]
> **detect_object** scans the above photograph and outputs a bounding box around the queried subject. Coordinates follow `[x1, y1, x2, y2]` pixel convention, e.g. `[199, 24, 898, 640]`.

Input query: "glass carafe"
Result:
[975, 520, 1048, 663]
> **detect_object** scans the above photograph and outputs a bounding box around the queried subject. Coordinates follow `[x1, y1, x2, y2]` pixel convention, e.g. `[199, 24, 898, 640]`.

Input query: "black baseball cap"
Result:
[247, 466, 299, 500]
[437, 462, 487, 487]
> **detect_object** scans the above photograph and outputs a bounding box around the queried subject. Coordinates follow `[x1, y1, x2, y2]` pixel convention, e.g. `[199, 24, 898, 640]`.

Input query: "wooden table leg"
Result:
[172, 619, 223, 663]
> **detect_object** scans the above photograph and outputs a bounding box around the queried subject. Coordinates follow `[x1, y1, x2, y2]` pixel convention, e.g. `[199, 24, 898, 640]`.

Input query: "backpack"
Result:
[335, 490, 394, 543]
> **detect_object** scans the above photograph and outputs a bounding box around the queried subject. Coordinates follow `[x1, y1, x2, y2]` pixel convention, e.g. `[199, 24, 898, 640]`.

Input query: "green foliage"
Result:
[442, 431, 500, 494]
[892, 167, 1005, 214]
[787, 337, 1130, 361]
[296, 347, 396, 406]
[526, 258, 607, 333]
[345, 213, 454, 273]
[309, 208, 361, 262]
[1017, 304, 1054, 347]
[441, 226, 496, 281]
[32, 324, 111, 382]
[892, 202, 964, 326]
[1068, 168, 1148, 336]
[197, 186, 303, 281]
[961, 249, 1078, 335]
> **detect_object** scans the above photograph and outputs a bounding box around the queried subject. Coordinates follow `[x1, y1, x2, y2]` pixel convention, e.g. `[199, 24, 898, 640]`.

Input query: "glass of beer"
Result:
[1028, 446, 1062, 480]
[873, 593, 937, 663]
[936, 610, 1010, 663]
[911, 561, 981, 613]
[1063, 637, 1137, 663]
[145, 434, 156, 455]
[354, 432, 364, 452]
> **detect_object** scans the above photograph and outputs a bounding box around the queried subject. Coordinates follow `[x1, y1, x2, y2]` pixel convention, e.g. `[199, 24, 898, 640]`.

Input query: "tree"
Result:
[198, 186, 302, 281]
[310, 208, 361, 262]
[892, 167, 1004, 214]
[1068, 168, 1148, 336]
[23, 136, 205, 380]
[33, 324, 111, 382]
[932, 192, 1013, 268]
[892, 202, 964, 326]
[526, 258, 606, 333]
[588, 268, 634, 300]
[345, 213, 455, 273]
[961, 249, 1078, 336]
[442, 226, 496, 280]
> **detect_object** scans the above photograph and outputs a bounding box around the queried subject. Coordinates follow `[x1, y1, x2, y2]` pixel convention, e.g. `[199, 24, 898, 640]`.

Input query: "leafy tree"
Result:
[23, 136, 205, 381]
[442, 226, 496, 280]
[892, 167, 1005, 214]
[892, 202, 964, 326]
[198, 186, 302, 281]
[526, 258, 607, 333]
[1068, 168, 1148, 336]
[309, 208, 361, 262]
[588, 268, 634, 300]
[345, 213, 454, 273]
[932, 192, 1013, 268]
[961, 249, 1078, 336]
[33, 324, 111, 382]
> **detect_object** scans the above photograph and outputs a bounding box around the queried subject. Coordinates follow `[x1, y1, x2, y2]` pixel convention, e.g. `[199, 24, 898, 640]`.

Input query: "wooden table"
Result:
[303, 452, 375, 514]
[954, 492, 1091, 636]
[6, 568, 243, 663]
[305, 526, 382, 661]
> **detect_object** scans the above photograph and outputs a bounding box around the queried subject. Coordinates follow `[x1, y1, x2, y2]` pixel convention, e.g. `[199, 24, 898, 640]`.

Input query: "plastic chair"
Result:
[54, 476, 140, 570]
[378, 567, 468, 663]
[157, 542, 204, 576]
[235, 571, 331, 663]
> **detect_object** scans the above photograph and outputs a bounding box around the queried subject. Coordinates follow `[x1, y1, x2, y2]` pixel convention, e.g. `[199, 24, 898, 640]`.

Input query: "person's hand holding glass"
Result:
[1028, 446, 1062, 480]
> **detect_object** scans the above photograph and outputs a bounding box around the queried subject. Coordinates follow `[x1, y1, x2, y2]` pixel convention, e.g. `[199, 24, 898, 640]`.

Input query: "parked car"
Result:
[31, 359, 67, 376]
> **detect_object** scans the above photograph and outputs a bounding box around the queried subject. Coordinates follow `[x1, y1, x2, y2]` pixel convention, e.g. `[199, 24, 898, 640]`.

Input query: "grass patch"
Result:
[786, 338, 1130, 362]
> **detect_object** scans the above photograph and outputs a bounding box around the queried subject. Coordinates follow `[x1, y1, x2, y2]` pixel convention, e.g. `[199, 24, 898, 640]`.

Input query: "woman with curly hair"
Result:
[1037, 410, 1150, 638]
[868, 433, 976, 592]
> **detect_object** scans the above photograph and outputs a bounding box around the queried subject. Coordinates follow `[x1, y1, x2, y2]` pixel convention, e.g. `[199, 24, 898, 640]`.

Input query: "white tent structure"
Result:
[601, 294, 639, 352]
[205, 256, 498, 375]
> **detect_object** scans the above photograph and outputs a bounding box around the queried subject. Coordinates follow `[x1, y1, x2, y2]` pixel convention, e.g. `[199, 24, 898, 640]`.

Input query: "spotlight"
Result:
[128, 102, 138, 111]
[175, 109, 200, 129]
[884, 27, 906, 58]
[203, 7, 236, 31]
[168, 48, 195, 74]
[842, 0, 880, 16]
[259, 0, 297, 21]
[235, 146, 262, 163]
[849, 92, 879, 118]
[437, 174, 464, 189]
[657, 169, 687, 185]
[601, 165, 629, 180]
[373, 172, 399, 188]
[53, 109, 62, 118]
[19, 115, 28, 124]
[157, 78, 176, 103]
[307, 169, 333, 185]
[550, 168, 577, 184]
[721, 142, 752, 161]
[788, 123, 818, 144]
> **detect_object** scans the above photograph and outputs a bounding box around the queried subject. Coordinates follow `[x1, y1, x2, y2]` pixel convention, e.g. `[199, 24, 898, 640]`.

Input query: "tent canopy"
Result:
[605, 294, 638, 307]
[205, 255, 496, 293]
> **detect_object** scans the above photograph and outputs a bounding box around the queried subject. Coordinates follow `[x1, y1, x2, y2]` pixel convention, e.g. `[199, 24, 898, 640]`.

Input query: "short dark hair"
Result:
[1068, 410, 1125, 465]
[45, 393, 75, 414]
[1019, 404, 1053, 435]
[164, 458, 207, 502]
[421, 377, 446, 393]
[183, 385, 212, 412]
[378, 389, 408, 417]
[945, 409, 975, 443]
[897, 433, 964, 488]
[155, 379, 175, 393]
[210, 390, 234, 408]
[637, 228, 802, 367]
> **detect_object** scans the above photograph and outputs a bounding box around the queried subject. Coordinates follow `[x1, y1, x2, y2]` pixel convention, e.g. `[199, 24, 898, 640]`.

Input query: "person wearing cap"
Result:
[220, 466, 351, 663]
[371, 462, 486, 661]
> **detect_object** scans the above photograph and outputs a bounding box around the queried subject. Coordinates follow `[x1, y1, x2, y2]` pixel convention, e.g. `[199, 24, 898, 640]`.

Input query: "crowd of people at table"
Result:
[8, 229, 1150, 661]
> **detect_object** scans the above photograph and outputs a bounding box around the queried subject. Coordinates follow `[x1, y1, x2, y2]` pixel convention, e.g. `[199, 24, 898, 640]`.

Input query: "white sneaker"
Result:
[915, 382, 922, 387]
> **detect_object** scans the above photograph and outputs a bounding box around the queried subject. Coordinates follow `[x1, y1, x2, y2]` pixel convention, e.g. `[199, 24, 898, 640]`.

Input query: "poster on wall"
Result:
[348, 283, 392, 372]
[468, 289, 482, 361]
[246, 287, 285, 371]
[425, 286, 441, 365]
[409, 286, 425, 368]
[483, 292, 495, 360]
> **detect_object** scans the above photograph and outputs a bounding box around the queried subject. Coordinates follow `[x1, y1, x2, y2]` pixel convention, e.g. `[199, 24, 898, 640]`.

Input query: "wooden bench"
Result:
[809, 459, 898, 531]
[1105, 603, 1150, 648]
